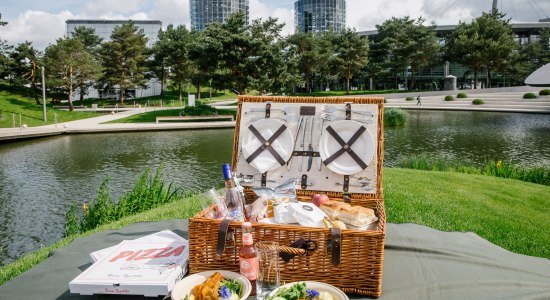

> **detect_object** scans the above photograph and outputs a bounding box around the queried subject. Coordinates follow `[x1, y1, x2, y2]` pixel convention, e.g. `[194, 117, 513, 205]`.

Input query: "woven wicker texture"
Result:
[189, 95, 385, 297]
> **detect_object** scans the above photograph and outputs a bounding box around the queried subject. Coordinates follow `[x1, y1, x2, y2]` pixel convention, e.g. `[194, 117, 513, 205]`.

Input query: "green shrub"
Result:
[384, 98, 387, 103]
[398, 155, 550, 186]
[539, 89, 550, 96]
[405, 96, 414, 101]
[384, 108, 408, 127]
[182, 104, 218, 116]
[64, 167, 187, 237]
[523, 92, 537, 99]
[457, 92, 467, 98]
[472, 99, 484, 105]
[444, 95, 454, 101]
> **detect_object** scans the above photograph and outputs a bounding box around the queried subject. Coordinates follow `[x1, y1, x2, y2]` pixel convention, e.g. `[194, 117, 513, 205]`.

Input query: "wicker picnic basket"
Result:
[189, 96, 385, 297]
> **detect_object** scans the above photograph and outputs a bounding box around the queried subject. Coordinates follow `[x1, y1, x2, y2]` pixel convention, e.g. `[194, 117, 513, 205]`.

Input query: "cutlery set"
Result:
[239, 102, 377, 192]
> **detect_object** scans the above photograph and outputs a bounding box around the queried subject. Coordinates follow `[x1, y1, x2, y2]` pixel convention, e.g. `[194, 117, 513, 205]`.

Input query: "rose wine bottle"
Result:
[239, 222, 258, 296]
[222, 163, 246, 221]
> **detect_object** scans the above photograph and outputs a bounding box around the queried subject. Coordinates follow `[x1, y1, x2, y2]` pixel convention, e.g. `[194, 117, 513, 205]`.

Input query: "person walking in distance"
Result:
[416, 95, 422, 106]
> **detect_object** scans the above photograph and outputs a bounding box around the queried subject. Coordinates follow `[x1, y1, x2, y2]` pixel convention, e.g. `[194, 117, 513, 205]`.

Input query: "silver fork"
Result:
[321, 105, 374, 117]
[320, 113, 373, 124]
[246, 107, 298, 115]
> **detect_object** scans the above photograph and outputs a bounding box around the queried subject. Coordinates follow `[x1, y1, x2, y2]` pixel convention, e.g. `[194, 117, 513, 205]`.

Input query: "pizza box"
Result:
[70, 240, 188, 297]
[89, 230, 186, 262]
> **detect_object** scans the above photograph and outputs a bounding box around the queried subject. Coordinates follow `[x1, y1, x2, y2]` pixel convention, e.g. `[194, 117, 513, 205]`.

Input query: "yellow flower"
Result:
[82, 203, 89, 214]
[496, 161, 502, 169]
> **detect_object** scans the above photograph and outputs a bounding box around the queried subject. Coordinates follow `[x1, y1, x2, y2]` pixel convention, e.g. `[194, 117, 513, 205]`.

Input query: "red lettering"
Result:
[134, 248, 159, 260]
[152, 247, 173, 258]
[125, 250, 143, 261]
[109, 251, 134, 262]
[157, 245, 184, 258]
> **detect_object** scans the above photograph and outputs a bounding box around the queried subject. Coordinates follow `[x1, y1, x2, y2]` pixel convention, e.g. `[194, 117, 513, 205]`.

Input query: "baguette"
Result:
[338, 206, 375, 227]
[319, 201, 351, 219]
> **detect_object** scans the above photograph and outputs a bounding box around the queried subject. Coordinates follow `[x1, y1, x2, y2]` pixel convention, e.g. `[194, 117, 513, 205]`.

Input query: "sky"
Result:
[1, 0, 549, 50]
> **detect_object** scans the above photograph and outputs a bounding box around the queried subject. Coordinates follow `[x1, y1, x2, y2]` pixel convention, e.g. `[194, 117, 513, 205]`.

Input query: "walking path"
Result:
[1, 86, 548, 143]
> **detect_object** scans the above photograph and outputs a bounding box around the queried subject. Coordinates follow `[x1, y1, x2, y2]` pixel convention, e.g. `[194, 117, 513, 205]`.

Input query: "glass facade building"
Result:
[65, 20, 163, 100]
[190, 0, 249, 31]
[295, 0, 346, 33]
[66, 20, 162, 48]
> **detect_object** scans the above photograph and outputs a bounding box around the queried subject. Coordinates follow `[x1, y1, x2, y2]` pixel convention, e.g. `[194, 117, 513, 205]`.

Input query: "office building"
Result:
[294, 0, 346, 33]
[190, 0, 249, 31]
[65, 19, 163, 99]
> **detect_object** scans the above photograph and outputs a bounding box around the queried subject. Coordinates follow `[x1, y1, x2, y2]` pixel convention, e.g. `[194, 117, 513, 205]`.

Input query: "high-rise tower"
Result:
[294, 0, 346, 33]
[190, 0, 249, 31]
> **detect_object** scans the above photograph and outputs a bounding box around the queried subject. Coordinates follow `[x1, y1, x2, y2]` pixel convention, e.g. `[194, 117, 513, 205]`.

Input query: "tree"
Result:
[447, 10, 516, 88]
[189, 27, 223, 99]
[0, 13, 11, 80]
[9, 42, 42, 104]
[287, 31, 322, 93]
[373, 16, 439, 90]
[149, 30, 170, 97]
[71, 26, 103, 101]
[99, 22, 148, 103]
[45, 37, 101, 111]
[332, 28, 369, 94]
[155, 24, 193, 101]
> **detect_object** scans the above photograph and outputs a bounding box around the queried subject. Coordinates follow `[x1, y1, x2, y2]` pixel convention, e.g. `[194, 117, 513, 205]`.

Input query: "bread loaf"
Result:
[319, 201, 351, 219]
[338, 206, 375, 227]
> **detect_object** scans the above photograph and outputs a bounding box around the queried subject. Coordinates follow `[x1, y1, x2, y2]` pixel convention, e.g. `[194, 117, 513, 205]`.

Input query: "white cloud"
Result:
[250, 0, 294, 35]
[0, 10, 74, 50]
[149, 0, 189, 28]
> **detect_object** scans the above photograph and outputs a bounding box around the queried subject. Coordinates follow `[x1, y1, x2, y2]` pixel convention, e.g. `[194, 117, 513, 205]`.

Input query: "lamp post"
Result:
[41, 66, 46, 122]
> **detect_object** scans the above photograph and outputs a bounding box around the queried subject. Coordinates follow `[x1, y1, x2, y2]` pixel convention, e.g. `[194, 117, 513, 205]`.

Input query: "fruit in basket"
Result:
[311, 194, 329, 207]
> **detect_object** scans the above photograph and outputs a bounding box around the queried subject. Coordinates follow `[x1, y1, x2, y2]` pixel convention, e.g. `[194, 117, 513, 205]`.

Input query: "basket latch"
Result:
[300, 174, 308, 190]
[279, 238, 316, 262]
[265, 103, 271, 119]
[345, 103, 351, 120]
[216, 219, 234, 256]
[327, 228, 342, 266]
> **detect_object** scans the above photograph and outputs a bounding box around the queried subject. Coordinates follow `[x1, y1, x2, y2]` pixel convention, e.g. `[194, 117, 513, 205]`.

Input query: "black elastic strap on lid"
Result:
[323, 125, 368, 170]
[245, 124, 288, 166]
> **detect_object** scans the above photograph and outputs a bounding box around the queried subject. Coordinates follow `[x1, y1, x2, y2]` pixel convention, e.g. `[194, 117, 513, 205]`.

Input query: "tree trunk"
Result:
[160, 71, 165, 97]
[403, 66, 408, 91]
[178, 80, 182, 102]
[306, 73, 311, 93]
[487, 68, 491, 88]
[31, 81, 40, 105]
[68, 66, 74, 112]
[474, 71, 478, 90]
[410, 67, 416, 90]
[79, 83, 85, 102]
[346, 76, 350, 94]
[196, 83, 201, 99]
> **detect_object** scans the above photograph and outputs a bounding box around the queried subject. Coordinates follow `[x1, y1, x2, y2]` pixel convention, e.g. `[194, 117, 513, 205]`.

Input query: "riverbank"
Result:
[1, 168, 548, 285]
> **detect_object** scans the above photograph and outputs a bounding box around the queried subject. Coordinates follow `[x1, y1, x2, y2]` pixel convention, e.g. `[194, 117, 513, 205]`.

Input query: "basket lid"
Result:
[231, 96, 384, 201]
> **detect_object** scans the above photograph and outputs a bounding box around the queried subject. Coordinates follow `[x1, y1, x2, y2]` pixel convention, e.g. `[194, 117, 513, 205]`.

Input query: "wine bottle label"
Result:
[239, 257, 259, 280]
[242, 234, 253, 245]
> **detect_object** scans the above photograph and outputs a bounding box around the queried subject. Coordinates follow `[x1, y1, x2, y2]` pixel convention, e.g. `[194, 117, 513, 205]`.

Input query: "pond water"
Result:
[0, 111, 549, 265]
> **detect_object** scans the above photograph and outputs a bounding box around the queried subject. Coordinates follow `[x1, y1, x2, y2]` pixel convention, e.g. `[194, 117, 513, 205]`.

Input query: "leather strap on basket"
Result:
[245, 124, 288, 166]
[265, 103, 271, 119]
[323, 125, 368, 170]
[331, 228, 342, 266]
[216, 219, 233, 256]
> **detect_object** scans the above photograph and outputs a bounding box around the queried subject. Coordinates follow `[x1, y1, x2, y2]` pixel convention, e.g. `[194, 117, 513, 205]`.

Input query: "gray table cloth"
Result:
[0, 220, 549, 300]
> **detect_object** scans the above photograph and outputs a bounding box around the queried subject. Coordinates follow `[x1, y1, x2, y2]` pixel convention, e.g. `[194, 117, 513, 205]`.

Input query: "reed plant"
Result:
[398, 154, 549, 186]
[64, 167, 188, 237]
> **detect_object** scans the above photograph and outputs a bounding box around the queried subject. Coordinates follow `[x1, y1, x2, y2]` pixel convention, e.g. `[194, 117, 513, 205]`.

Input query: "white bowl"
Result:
[171, 270, 251, 300]
[269, 281, 349, 300]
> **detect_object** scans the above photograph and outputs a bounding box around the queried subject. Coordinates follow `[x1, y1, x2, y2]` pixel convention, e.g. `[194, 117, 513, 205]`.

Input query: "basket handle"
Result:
[256, 242, 307, 256]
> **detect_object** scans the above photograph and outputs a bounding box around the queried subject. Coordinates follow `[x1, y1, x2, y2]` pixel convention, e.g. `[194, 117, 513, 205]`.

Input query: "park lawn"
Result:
[109, 108, 237, 123]
[290, 89, 419, 97]
[0, 84, 99, 128]
[1, 168, 549, 285]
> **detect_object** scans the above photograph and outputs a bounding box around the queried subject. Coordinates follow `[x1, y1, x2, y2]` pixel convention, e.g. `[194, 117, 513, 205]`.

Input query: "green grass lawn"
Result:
[1, 168, 548, 284]
[289, 89, 421, 97]
[109, 108, 237, 123]
[0, 84, 99, 128]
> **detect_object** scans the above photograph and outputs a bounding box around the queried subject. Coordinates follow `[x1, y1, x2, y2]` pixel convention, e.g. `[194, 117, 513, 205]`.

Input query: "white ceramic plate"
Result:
[319, 120, 375, 175]
[242, 118, 294, 173]
[170, 270, 251, 300]
[269, 281, 349, 300]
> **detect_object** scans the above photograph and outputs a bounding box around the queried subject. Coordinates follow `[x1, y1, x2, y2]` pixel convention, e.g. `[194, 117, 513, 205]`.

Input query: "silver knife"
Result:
[298, 117, 308, 172]
[307, 116, 314, 171]
[287, 116, 304, 171]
